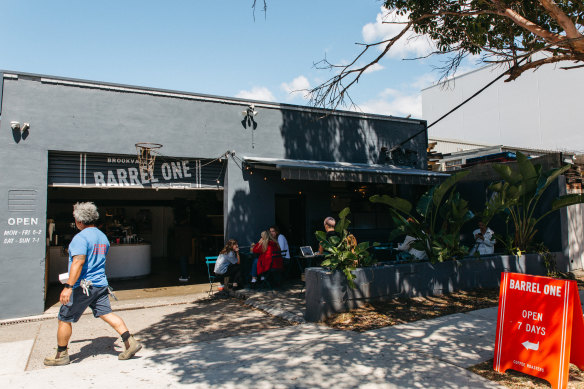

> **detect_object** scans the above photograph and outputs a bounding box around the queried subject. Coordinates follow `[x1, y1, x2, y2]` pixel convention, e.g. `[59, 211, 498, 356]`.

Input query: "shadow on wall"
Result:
[279, 109, 425, 168]
[226, 189, 253, 245]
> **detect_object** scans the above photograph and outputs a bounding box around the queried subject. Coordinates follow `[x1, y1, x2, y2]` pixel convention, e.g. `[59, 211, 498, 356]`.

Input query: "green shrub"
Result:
[315, 207, 375, 288]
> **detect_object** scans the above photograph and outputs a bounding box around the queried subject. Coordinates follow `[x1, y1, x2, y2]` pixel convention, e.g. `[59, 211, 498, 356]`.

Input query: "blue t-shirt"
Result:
[68, 227, 109, 288]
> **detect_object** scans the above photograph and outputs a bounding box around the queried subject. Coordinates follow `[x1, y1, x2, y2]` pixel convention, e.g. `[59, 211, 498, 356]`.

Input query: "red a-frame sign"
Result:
[494, 272, 584, 389]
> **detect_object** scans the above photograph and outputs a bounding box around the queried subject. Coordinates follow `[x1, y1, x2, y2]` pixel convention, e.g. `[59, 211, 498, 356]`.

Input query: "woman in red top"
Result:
[251, 230, 281, 285]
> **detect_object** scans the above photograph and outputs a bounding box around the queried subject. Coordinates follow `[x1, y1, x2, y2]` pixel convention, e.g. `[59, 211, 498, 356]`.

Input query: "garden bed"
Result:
[324, 287, 500, 332]
[306, 252, 574, 322]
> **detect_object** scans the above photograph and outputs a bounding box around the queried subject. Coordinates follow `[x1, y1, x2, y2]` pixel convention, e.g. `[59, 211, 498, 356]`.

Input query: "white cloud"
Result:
[411, 73, 439, 90]
[363, 63, 385, 74]
[235, 86, 276, 102]
[358, 91, 422, 118]
[362, 7, 435, 58]
[379, 88, 400, 98]
[281, 75, 311, 101]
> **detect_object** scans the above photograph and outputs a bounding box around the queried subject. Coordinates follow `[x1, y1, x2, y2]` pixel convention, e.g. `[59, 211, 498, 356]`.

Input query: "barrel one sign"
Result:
[494, 272, 584, 389]
[47, 152, 225, 189]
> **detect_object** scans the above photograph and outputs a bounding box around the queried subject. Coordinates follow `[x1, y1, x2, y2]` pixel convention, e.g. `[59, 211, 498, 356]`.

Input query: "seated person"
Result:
[396, 218, 428, 261]
[396, 234, 428, 261]
[318, 216, 339, 254]
[470, 221, 495, 255]
[214, 239, 243, 289]
[251, 231, 281, 286]
[270, 225, 290, 259]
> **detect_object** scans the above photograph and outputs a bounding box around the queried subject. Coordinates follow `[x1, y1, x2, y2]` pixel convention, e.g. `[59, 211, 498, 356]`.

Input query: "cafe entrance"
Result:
[44, 151, 226, 307]
[275, 194, 306, 248]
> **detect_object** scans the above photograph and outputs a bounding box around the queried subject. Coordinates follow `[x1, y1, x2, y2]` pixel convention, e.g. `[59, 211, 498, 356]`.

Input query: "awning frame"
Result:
[243, 157, 449, 185]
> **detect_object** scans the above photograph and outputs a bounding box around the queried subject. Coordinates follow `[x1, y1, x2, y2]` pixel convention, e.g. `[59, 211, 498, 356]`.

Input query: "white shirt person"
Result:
[471, 222, 495, 255]
[270, 226, 290, 259]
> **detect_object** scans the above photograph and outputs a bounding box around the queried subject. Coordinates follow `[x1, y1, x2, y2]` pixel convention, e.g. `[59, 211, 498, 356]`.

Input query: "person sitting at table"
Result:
[214, 239, 243, 289]
[396, 219, 428, 261]
[251, 231, 281, 286]
[270, 225, 290, 259]
[319, 216, 339, 254]
[470, 221, 495, 255]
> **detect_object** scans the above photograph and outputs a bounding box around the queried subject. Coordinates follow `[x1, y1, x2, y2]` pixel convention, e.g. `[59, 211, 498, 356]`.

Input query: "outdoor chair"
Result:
[205, 256, 219, 294]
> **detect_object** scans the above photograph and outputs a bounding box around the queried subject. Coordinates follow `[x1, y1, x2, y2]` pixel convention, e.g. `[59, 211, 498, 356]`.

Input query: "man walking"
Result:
[44, 202, 142, 366]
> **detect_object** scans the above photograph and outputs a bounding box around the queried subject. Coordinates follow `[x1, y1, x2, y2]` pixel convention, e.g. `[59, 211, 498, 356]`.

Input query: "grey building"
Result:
[0, 71, 444, 319]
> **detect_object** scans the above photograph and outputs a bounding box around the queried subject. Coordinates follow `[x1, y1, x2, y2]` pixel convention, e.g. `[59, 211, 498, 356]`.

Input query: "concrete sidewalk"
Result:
[1, 296, 503, 388]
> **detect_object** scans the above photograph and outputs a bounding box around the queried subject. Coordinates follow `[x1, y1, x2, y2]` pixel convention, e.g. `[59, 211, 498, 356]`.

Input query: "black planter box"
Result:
[305, 253, 573, 322]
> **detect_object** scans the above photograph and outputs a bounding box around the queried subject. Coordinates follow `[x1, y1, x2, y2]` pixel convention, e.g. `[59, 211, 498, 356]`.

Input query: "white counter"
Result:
[47, 244, 151, 283]
[105, 244, 151, 279]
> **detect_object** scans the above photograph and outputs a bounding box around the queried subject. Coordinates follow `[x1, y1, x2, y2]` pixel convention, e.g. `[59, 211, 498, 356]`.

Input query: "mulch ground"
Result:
[469, 359, 584, 388]
[322, 272, 584, 388]
[324, 288, 500, 332]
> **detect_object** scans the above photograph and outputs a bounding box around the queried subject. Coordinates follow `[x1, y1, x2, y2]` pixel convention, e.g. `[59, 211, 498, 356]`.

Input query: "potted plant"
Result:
[315, 207, 375, 287]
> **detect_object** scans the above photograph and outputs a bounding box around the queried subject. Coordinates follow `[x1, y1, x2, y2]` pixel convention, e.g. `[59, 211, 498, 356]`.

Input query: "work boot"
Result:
[43, 349, 70, 366]
[118, 336, 142, 360]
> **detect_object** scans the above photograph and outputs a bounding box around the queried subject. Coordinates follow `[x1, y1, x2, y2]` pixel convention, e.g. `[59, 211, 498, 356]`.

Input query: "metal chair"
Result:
[205, 256, 219, 294]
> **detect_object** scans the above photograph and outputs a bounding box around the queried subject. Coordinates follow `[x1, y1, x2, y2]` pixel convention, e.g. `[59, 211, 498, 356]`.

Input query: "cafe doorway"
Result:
[45, 187, 224, 308]
[275, 194, 306, 252]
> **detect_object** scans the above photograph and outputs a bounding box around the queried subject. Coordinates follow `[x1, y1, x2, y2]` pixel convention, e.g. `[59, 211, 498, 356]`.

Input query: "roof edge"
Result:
[1, 69, 424, 125]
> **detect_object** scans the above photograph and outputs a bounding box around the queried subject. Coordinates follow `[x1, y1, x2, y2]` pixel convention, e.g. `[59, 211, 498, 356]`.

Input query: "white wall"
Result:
[423, 63, 584, 151]
[566, 203, 584, 269]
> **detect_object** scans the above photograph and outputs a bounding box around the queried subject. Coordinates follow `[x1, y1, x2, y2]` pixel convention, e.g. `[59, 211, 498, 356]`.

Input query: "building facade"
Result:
[0, 71, 443, 319]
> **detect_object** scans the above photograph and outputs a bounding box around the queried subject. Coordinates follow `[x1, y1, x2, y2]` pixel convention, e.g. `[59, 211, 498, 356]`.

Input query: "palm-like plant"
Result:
[487, 152, 584, 253]
[370, 170, 474, 263]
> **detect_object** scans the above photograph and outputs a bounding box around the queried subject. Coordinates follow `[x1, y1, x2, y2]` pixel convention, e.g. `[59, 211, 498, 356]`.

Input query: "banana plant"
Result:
[370, 170, 474, 263]
[315, 207, 375, 288]
[486, 151, 584, 253]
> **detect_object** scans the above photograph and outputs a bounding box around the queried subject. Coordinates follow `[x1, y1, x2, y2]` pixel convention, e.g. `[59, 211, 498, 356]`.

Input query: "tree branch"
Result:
[308, 21, 415, 110]
[490, 0, 566, 46]
[505, 53, 584, 81]
[300, 1, 584, 110]
[538, 0, 584, 47]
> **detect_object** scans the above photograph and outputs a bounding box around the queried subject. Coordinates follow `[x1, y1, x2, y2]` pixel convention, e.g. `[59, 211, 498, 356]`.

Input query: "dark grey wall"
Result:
[0, 73, 427, 319]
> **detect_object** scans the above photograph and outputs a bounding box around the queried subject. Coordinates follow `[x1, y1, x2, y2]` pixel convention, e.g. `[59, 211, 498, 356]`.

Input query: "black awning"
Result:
[243, 157, 448, 185]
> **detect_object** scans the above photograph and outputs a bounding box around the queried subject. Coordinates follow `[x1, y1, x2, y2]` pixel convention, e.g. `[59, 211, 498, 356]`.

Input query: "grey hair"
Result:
[73, 202, 99, 225]
[324, 216, 336, 228]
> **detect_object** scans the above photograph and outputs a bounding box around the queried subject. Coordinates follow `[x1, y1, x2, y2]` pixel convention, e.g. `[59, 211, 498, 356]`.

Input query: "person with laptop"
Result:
[318, 216, 339, 254]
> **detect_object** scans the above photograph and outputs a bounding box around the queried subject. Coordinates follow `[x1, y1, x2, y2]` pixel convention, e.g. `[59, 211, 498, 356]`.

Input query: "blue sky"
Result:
[0, 0, 477, 118]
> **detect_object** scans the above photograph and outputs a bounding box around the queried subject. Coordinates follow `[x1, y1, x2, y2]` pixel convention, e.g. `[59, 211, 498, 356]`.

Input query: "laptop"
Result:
[300, 246, 316, 257]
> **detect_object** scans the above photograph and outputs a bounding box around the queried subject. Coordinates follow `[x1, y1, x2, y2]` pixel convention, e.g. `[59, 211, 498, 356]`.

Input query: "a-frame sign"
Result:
[494, 272, 584, 389]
